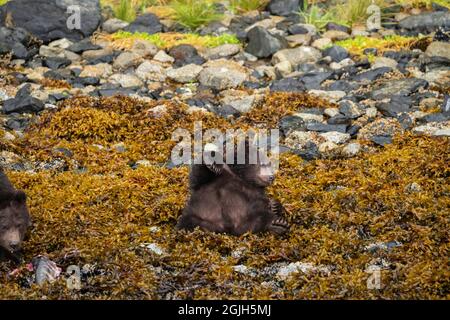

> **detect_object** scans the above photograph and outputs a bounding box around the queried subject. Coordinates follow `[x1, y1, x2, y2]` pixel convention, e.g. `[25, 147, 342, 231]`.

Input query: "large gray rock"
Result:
[399, 11, 450, 34]
[245, 26, 286, 58]
[0, 0, 102, 42]
[371, 78, 428, 100]
[267, 0, 304, 17]
[199, 59, 249, 90]
[272, 46, 322, 67]
[426, 42, 450, 60]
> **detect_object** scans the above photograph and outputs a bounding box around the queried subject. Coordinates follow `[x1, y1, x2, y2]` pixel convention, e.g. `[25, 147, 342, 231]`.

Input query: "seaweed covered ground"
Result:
[0, 94, 448, 299]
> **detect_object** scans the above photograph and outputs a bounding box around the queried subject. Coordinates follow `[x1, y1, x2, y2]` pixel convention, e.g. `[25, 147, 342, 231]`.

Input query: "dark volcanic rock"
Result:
[2, 84, 44, 114]
[371, 78, 428, 100]
[376, 95, 413, 117]
[306, 123, 347, 133]
[169, 44, 206, 67]
[279, 115, 306, 136]
[323, 45, 349, 62]
[399, 11, 450, 34]
[325, 22, 350, 33]
[351, 67, 392, 82]
[124, 13, 163, 34]
[267, 0, 304, 17]
[245, 27, 286, 58]
[0, 0, 102, 42]
[67, 39, 101, 53]
[0, 26, 35, 59]
[271, 71, 333, 92]
[44, 57, 71, 69]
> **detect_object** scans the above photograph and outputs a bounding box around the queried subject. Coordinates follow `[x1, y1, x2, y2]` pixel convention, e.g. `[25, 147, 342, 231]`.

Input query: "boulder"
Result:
[124, 13, 163, 34]
[0, 0, 102, 42]
[267, 0, 304, 17]
[245, 26, 286, 58]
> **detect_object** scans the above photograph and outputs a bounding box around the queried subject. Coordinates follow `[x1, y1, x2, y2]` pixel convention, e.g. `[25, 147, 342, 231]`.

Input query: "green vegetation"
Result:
[230, 0, 269, 13]
[111, 30, 240, 48]
[0, 0, 9, 6]
[298, 1, 337, 31]
[334, 35, 427, 56]
[169, 0, 223, 30]
[395, 0, 450, 9]
[114, 0, 137, 22]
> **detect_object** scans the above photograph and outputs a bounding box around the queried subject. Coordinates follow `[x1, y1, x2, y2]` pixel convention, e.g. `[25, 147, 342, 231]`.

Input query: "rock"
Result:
[109, 74, 143, 88]
[442, 96, 450, 113]
[79, 63, 113, 78]
[245, 27, 286, 58]
[306, 123, 347, 133]
[318, 141, 339, 153]
[272, 46, 322, 67]
[325, 22, 350, 34]
[67, 39, 101, 54]
[220, 90, 259, 114]
[342, 142, 361, 157]
[288, 23, 317, 36]
[49, 38, 73, 50]
[351, 67, 392, 82]
[371, 78, 428, 100]
[199, 59, 248, 90]
[426, 41, 450, 60]
[113, 51, 142, 70]
[311, 37, 332, 50]
[339, 100, 364, 119]
[372, 57, 398, 69]
[285, 131, 321, 152]
[274, 61, 293, 78]
[140, 243, 164, 255]
[285, 34, 311, 47]
[0, 0, 102, 42]
[124, 13, 163, 34]
[413, 122, 450, 137]
[44, 57, 71, 69]
[322, 30, 350, 41]
[135, 61, 167, 82]
[267, 0, 304, 17]
[0, 26, 34, 59]
[167, 64, 203, 83]
[324, 107, 340, 118]
[358, 118, 404, 145]
[153, 50, 175, 63]
[309, 90, 345, 103]
[131, 39, 159, 58]
[376, 95, 413, 117]
[323, 46, 349, 63]
[399, 11, 450, 34]
[271, 71, 333, 92]
[2, 84, 44, 114]
[39, 45, 65, 58]
[279, 115, 306, 135]
[205, 44, 241, 60]
[330, 58, 354, 70]
[102, 18, 129, 34]
[169, 44, 205, 67]
[319, 131, 350, 144]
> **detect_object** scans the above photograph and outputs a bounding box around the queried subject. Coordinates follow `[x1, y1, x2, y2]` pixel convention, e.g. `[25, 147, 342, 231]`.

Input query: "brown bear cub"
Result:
[177, 141, 290, 236]
[0, 168, 31, 263]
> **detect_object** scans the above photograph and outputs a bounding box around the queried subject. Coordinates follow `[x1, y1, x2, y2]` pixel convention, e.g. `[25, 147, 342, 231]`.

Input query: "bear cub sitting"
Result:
[177, 141, 290, 236]
[0, 167, 31, 263]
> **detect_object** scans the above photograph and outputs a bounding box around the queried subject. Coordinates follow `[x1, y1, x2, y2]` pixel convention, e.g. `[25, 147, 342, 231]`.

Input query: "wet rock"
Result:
[0, 0, 102, 42]
[102, 18, 129, 34]
[245, 26, 286, 58]
[169, 44, 206, 67]
[2, 84, 44, 114]
[124, 13, 163, 34]
[167, 64, 203, 83]
[199, 59, 248, 90]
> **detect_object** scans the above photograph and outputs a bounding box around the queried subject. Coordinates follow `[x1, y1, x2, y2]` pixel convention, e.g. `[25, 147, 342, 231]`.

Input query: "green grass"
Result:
[230, 0, 268, 13]
[0, 0, 9, 6]
[114, 0, 137, 22]
[112, 30, 240, 48]
[298, 1, 337, 31]
[169, 0, 223, 30]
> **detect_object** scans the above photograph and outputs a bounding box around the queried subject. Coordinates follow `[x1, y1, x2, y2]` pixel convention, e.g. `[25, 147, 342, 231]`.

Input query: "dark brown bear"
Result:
[177, 142, 290, 236]
[0, 168, 31, 263]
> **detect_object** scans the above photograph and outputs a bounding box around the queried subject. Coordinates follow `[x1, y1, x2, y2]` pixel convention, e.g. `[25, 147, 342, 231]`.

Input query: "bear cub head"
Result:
[0, 190, 31, 259]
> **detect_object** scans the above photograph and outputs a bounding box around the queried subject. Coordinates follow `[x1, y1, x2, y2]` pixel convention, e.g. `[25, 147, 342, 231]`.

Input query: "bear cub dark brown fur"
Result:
[177, 143, 290, 236]
[0, 167, 31, 263]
